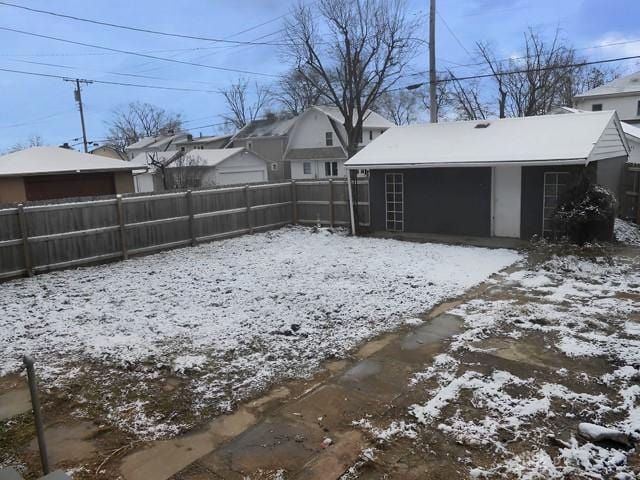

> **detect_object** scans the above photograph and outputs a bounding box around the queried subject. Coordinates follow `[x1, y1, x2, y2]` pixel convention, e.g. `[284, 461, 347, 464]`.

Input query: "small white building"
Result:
[574, 71, 640, 125]
[165, 148, 268, 188]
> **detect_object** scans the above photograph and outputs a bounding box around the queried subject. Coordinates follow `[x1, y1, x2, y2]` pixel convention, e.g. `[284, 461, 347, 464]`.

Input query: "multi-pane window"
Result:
[543, 172, 570, 239]
[385, 173, 403, 232]
[324, 161, 338, 177]
[592, 104, 603, 111]
[325, 132, 333, 146]
[303, 162, 311, 175]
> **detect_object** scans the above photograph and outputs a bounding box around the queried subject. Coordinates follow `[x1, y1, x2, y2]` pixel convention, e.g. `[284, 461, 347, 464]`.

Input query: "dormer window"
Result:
[325, 132, 333, 146]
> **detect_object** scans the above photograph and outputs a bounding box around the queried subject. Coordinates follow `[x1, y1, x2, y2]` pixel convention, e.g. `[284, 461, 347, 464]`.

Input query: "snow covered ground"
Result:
[350, 251, 640, 478]
[616, 218, 640, 247]
[0, 226, 519, 439]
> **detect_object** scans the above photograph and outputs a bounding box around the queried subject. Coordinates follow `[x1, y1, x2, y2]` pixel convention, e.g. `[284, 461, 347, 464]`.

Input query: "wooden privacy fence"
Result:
[0, 179, 370, 281]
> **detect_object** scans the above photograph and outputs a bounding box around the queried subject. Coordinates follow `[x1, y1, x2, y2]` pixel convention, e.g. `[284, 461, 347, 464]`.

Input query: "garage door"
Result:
[24, 173, 116, 201]
[218, 170, 265, 185]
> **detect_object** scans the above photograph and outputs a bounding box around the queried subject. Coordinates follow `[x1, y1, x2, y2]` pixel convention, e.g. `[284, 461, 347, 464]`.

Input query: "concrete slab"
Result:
[120, 408, 256, 480]
[0, 387, 31, 421]
[0, 468, 22, 480]
[337, 358, 411, 398]
[200, 416, 325, 477]
[295, 430, 367, 480]
[281, 384, 387, 432]
[28, 422, 98, 465]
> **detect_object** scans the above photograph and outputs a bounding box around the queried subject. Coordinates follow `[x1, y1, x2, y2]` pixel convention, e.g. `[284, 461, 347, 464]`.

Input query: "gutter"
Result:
[344, 158, 590, 170]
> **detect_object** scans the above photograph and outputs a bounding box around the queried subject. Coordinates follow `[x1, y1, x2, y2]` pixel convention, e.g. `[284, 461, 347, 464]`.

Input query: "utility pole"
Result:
[64, 78, 93, 152]
[429, 0, 437, 123]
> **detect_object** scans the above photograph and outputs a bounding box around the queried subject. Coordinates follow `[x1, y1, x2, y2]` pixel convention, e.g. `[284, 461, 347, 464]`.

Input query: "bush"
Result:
[553, 172, 616, 245]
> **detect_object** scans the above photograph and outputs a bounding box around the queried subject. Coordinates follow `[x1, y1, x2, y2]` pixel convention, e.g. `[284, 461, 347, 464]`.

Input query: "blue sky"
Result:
[0, 0, 639, 152]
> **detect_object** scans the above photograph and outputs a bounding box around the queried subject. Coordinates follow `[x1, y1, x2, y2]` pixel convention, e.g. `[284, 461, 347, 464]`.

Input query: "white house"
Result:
[574, 71, 640, 125]
[124, 130, 191, 161]
[230, 106, 394, 181]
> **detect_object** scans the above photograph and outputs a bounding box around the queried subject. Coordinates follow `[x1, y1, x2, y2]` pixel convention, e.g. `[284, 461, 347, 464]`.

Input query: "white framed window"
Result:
[324, 161, 338, 177]
[385, 173, 404, 232]
[542, 172, 570, 239]
[271, 162, 278, 171]
[592, 103, 603, 111]
[303, 162, 312, 175]
[325, 132, 333, 146]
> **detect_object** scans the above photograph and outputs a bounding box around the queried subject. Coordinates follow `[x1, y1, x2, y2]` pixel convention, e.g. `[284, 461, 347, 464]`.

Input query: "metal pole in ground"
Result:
[23, 355, 49, 475]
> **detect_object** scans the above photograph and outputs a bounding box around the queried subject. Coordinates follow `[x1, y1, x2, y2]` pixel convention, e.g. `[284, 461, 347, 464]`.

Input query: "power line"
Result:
[0, 26, 281, 78]
[0, 67, 223, 93]
[4, 58, 225, 87]
[436, 11, 473, 59]
[0, 1, 287, 46]
[399, 53, 640, 91]
[0, 109, 76, 129]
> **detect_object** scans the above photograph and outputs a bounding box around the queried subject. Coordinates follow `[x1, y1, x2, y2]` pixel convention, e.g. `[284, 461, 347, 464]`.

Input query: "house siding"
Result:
[589, 118, 628, 162]
[370, 167, 492, 237]
[0, 177, 26, 204]
[232, 137, 290, 181]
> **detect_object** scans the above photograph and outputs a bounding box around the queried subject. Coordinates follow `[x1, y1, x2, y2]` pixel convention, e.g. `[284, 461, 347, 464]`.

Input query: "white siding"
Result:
[589, 118, 628, 162]
[133, 173, 155, 193]
[628, 136, 640, 165]
[575, 95, 640, 123]
[214, 151, 268, 185]
[289, 111, 339, 149]
[290, 159, 347, 180]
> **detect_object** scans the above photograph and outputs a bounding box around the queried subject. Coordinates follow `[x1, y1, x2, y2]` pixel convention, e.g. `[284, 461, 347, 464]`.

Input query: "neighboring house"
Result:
[124, 130, 191, 161]
[574, 71, 640, 125]
[553, 106, 640, 220]
[230, 115, 297, 182]
[173, 134, 232, 152]
[129, 150, 182, 193]
[165, 148, 268, 188]
[345, 111, 629, 240]
[0, 147, 135, 204]
[229, 106, 394, 181]
[90, 145, 126, 160]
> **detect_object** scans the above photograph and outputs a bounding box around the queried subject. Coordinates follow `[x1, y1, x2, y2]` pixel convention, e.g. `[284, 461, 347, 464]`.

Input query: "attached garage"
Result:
[346, 111, 629, 240]
[0, 146, 136, 205]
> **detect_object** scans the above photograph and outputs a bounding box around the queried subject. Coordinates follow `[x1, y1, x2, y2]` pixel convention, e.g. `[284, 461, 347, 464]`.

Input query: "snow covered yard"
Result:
[347, 248, 640, 479]
[0, 226, 519, 442]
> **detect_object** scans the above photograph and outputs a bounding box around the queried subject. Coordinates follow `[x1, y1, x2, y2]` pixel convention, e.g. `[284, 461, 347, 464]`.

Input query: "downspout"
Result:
[347, 168, 357, 235]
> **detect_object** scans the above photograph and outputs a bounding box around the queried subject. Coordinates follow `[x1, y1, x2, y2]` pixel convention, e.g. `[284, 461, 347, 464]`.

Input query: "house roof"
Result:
[622, 121, 640, 141]
[173, 134, 232, 146]
[345, 111, 627, 169]
[168, 148, 263, 168]
[285, 147, 347, 160]
[125, 132, 190, 151]
[0, 147, 137, 176]
[313, 105, 394, 129]
[235, 116, 297, 139]
[574, 71, 640, 99]
[130, 151, 179, 168]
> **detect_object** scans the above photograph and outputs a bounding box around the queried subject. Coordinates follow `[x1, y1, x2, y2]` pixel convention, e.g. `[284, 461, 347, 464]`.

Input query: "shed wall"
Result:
[370, 167, 492, 237]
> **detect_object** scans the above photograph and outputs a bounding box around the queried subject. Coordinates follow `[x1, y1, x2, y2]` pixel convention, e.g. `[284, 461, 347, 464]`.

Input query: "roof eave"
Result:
[345, 158, 590, 169]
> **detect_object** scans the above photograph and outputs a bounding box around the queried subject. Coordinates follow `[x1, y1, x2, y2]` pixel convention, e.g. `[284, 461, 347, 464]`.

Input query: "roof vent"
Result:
[475, 122, 491, 129]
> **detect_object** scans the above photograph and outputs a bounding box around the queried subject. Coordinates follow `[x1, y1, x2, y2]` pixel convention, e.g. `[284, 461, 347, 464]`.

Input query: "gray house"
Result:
[345, 111, 629, 240]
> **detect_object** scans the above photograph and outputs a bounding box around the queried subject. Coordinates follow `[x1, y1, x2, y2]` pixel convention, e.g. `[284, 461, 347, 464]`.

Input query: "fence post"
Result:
[186, 190, 197, 246]
[329, 179, 335, 228]
[23, 355, 49, 475]
[291, 180, 298, 225]
[245, 185, 253, 234]
[116, 195, 128, 260]
[17, 204, 33, 277]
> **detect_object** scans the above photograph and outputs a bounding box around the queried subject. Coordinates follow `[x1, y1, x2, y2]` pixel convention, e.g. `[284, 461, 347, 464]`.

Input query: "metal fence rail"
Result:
[0, 179, 369, 281]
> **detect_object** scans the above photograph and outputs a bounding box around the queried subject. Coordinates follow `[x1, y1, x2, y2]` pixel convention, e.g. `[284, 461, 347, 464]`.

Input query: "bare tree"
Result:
[284, 0, 418, 156]
[165, 154, 206, 190]
[447, 76, 493, 120]
[375, 89, 422, 125]
[274, 68, 324, 115]
[6, 134, 45, 154]
[477, 29, 584, 117]
[559, 65, 620, 106]
[221, 78, 272, 130]
[105, 102, 182, 152]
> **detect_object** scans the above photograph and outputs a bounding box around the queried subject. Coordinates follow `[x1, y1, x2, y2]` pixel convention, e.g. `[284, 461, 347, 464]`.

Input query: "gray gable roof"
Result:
[285, 147, 347, 160]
